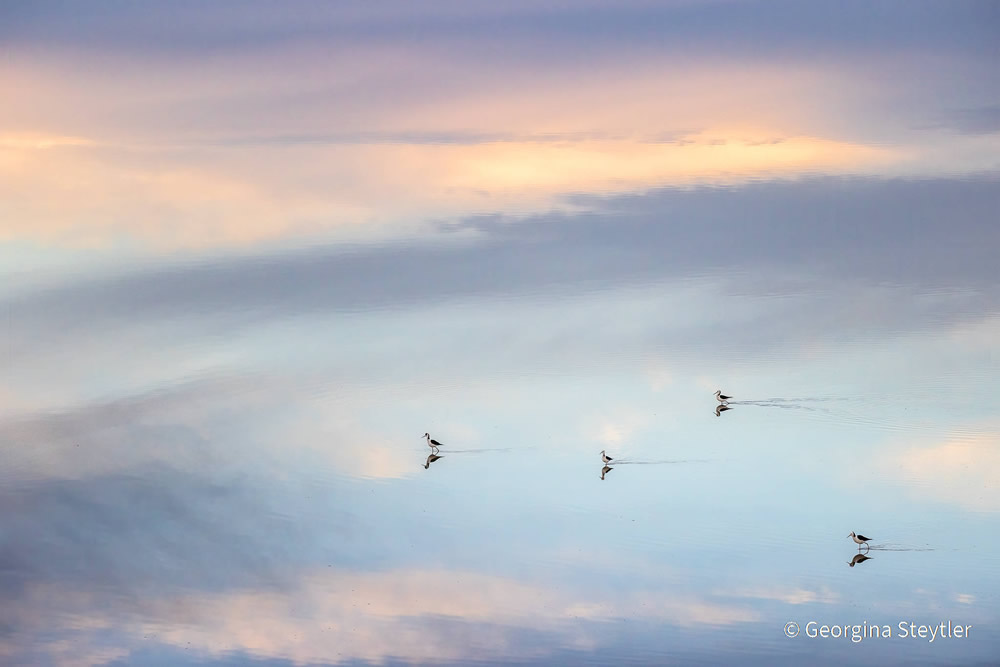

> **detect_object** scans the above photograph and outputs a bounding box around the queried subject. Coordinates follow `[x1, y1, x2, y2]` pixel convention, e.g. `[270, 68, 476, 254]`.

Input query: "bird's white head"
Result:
[848, 531, 855, 538]
[601, 450, 606, 454]
[423, 433, 430, 438]
[714, 390, 721, 396]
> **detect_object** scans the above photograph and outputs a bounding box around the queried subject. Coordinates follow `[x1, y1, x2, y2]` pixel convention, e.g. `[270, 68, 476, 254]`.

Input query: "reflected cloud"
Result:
[724, 586, 840, 605]
[943, 104, 1000, 135]
[4, 176, 996, 365]
[881, 430, 1000, 512]
[5, 0, 998, 249]
[2, 6, 998, 665]
[0, 374, 266, 481]
[644, 358, 673, 392]
[350, 445, 417, 480]
[0, 131, 95, 149]
[1, 568, 760, 665]
[0, 132, 900, 249]
[587, 409, 650, 449]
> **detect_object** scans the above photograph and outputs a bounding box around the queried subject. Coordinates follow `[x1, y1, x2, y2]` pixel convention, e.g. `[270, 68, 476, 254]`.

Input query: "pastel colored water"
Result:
[2, 3, 998, 665]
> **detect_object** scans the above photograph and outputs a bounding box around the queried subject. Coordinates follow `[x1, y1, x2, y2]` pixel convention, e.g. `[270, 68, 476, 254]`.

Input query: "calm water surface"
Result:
[3, 178, 998, 666]
[3, 2, 1000, 665]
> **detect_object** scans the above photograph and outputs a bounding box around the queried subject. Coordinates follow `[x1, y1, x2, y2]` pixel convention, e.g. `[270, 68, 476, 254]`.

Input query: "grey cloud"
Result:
[5, 1, 996, 60]
[7, 2, 995, 145]
[947, 104, 1000, 134]
[0, 378, 366, 602]
[0, 467, 279, 595]
[4, 176, 997, 348]
[0, 176, 995, 382]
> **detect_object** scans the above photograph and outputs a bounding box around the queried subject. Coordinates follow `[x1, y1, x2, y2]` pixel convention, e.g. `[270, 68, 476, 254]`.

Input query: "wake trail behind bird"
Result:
[730, 396, 853, 406]
[612, 458, 713, 465]
[442, 447, 522, 454]
[867, 544, 936, 552]
[729, 401, 823, 411]
[751, 396, 852, 403]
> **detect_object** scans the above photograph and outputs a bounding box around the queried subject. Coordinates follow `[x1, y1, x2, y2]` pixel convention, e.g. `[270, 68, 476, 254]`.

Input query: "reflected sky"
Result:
[2, 2, 999, 665]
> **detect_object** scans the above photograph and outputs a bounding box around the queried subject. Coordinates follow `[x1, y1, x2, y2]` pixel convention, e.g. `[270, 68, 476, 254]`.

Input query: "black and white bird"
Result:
[848, 531, 872, 551]
[848, 553, 872, 567]
[601, 450, 613, 464]
[423, 433, 444, 453]
[714, 390, 732, 404]
[423, 453, 444, 469]
[715, 404, 733, 417]
[600, 465, 613, 480]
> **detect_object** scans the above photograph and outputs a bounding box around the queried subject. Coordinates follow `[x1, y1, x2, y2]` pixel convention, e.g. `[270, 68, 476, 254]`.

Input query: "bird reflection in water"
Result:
[715, 404, 733, 417]
[600, 465, 613, 480]
[423, 453, 444, 470]
[848, 553, 873, 567]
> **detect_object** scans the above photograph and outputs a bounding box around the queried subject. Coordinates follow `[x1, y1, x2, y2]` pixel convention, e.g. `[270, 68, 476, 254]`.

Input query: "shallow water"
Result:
[3, 3, 1000, 665]
[2, 186, 998, 665]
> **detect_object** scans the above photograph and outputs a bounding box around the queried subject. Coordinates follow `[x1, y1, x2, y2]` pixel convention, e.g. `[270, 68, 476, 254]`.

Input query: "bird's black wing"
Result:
[431, 439, 443, 446]
[856, 534, 870, 541]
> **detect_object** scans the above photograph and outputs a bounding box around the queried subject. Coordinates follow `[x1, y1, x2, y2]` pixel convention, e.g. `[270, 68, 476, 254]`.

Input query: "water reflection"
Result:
[848, 553, 873, 568]
[2, 238, 996, 666]
[1, 8, 998, 659]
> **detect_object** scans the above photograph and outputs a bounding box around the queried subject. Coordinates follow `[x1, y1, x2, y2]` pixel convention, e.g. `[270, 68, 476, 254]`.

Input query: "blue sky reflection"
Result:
[1, 2, 999, 665]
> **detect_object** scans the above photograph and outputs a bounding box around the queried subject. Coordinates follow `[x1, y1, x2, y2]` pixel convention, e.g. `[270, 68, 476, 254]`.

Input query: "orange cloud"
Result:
[880, 430, 1000, 512]
[0, 131, 895, 249]
[0, 132, 95, 150]
[2, 53, 986, 250]
[5, 568, 760, 665]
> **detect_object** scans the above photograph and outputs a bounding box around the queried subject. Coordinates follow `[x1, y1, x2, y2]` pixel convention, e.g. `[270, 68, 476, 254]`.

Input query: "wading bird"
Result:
[601, 450, 613, 464]
[714, 390, 732, 404]
[848, 531, 872, 551]
[423, 433, 444, 453]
